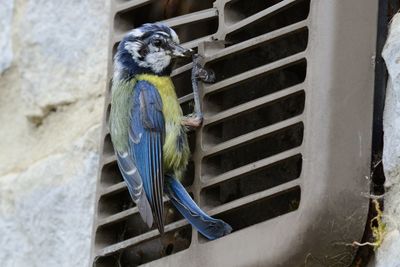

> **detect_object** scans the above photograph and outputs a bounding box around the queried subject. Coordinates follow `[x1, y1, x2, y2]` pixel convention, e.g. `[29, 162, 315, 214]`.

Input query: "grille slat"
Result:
[226, 0, 299, 31]
[210, 21, 307, 61]
[97, 195, 171, 227]
[178, 93, 194, 105]
[204, 180, 301, 215]
[204, 53, 306, 94]
[171, 63, 193, 77]
[98, 206, 137, 227]
[114, 33, 214, 50]
[203, 115, 304, 156]
[163, 8, 218, 28]
[204, 84, 304, 125]
[102, 155, 116, 165]
[97, 220, 189, 257]
[202, 147, 302, 186]
[100, 181, 126, 197]
[180, 35, 214, 49]
[114, 8, 218, 44]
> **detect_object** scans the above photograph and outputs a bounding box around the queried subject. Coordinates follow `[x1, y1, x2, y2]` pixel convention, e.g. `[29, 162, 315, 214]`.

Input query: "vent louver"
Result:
[91, 0, 378, 266]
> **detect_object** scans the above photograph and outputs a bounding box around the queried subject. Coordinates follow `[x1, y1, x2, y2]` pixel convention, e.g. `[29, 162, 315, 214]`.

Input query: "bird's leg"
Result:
[182, 54, 216, 129]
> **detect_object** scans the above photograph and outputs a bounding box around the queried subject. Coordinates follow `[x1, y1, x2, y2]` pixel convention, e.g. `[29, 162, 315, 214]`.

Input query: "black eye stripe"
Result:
[153, 39, 163, 47]
[141, 31, 154, 39]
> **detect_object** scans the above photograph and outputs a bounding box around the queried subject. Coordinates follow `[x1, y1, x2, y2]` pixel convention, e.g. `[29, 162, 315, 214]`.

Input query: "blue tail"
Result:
[165, 175, 232, 240]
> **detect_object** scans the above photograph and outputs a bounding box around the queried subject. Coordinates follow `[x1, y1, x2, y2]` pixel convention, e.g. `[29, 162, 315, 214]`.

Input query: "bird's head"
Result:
[114, 23, 193, 79]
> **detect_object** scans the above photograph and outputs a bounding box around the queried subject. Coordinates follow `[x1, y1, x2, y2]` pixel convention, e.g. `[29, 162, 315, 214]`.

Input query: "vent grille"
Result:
[91, 0, 377, 266]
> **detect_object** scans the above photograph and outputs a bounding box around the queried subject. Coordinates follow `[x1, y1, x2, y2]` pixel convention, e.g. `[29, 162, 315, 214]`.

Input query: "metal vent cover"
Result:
[91, 0, 378, 266]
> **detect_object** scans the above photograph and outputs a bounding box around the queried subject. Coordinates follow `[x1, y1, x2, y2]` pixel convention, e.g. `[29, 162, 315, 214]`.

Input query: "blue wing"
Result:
[116, 151, 153, 228]
[129, 80, 165, 233]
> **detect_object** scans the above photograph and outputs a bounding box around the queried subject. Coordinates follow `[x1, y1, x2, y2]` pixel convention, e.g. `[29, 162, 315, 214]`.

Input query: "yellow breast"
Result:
[135, 74, 182, 122]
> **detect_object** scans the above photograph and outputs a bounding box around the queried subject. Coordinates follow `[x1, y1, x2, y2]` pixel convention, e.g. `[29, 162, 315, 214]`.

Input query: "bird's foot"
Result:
[192, 55, 216, 83]
[182, 114, 203, 129]
[194, 66, 216, 83]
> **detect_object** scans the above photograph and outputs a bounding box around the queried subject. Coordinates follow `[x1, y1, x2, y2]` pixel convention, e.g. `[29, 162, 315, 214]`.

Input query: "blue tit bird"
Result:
[110, 23, 232, 240]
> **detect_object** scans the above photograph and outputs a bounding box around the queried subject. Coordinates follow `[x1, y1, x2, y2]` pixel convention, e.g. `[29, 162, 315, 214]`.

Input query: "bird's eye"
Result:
[153, 39, 163, 47]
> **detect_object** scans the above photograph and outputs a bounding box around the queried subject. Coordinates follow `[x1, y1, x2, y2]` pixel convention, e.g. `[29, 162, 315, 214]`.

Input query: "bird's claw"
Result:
[195, 67, 216, 83]
[192, 54, 216, 83]
[182, 115, 203, 129]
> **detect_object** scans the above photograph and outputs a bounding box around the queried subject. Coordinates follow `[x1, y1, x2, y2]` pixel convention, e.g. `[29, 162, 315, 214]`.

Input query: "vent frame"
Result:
[90, 0, 378, 266]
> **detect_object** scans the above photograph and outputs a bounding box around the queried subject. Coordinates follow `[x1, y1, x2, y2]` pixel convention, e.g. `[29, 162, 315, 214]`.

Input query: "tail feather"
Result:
[165, 175, 232, 240]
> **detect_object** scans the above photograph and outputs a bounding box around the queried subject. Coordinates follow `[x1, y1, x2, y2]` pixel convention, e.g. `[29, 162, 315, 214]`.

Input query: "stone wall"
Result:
[0, 0, 110, 266]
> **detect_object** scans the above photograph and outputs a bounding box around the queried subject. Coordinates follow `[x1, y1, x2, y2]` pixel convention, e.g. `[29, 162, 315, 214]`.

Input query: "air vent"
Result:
[91, 0, 378, 266]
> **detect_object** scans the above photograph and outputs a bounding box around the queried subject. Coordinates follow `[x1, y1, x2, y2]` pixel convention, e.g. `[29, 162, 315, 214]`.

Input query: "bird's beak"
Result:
[170, 43, 194, 58]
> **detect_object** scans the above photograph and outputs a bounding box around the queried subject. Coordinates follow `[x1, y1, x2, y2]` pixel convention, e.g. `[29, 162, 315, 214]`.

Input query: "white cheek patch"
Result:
[123, 38, 172, 73]
[148, 44, 160, 53]
[145, 51, 171, 73]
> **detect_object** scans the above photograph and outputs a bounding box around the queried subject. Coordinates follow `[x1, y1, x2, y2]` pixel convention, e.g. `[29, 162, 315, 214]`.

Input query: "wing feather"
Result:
[130, 80, 165, 233]
[116, 151, 153, 227]
[110, 81, 154, 228]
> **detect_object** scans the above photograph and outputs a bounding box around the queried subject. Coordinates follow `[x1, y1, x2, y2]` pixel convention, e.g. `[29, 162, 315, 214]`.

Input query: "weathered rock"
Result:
[0, 0, 14, 73]
[0, 0, 110, 266]
[0, 125, 100, 267]
[17, 0, 110, 122]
